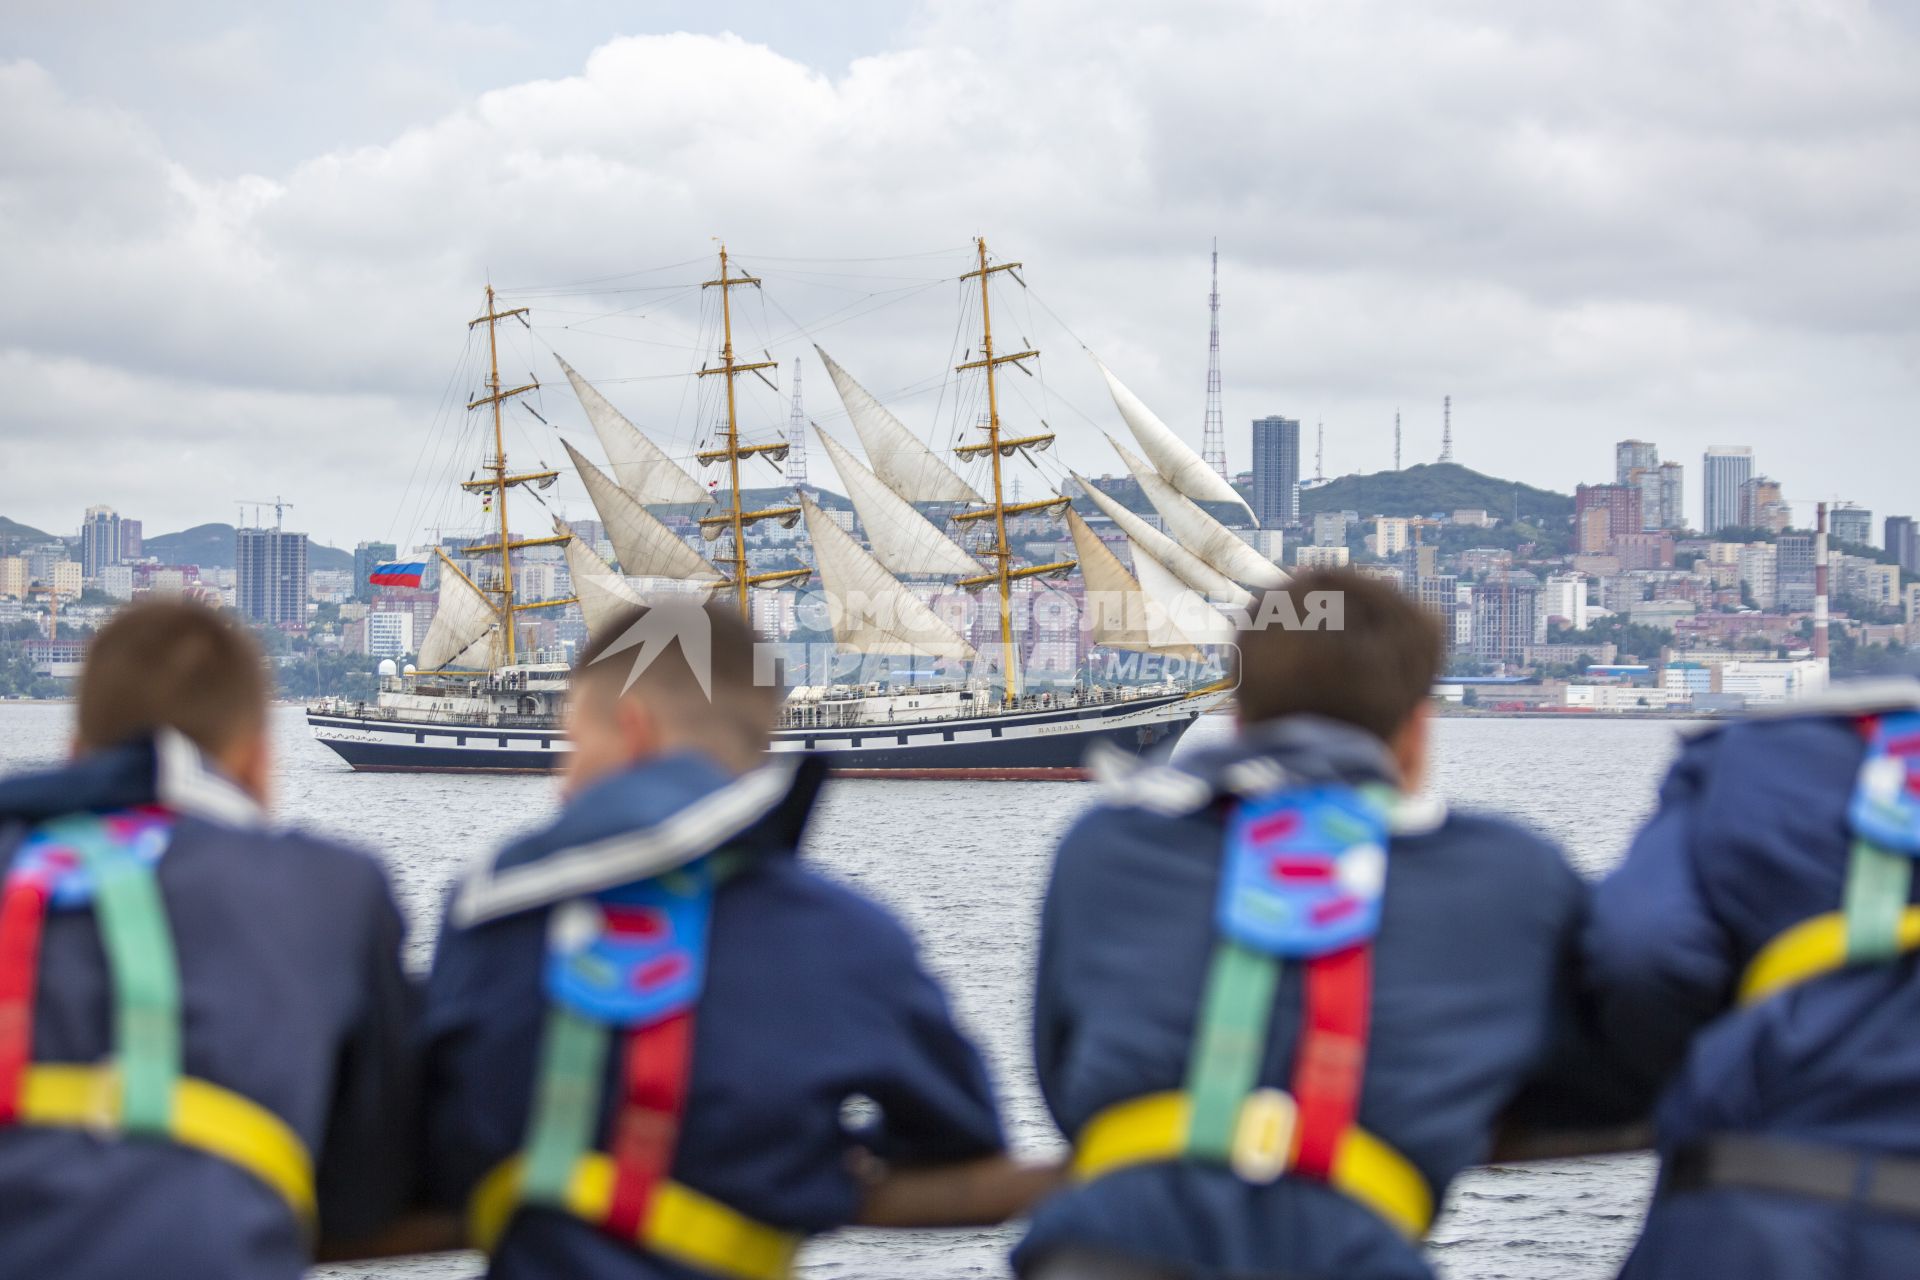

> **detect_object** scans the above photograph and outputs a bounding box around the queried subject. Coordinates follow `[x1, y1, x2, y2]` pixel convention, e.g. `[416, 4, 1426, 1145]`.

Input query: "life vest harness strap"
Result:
[470, 1153, 800, 1279]
[1071, 1090, 1433, 1240]
[1739, 715, 1920, 1005]
[0, 815, 315, 1223]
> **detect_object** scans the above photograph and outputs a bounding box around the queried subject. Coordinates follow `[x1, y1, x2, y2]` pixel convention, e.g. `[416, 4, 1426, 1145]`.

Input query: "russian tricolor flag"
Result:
[368, 561, 426, 588]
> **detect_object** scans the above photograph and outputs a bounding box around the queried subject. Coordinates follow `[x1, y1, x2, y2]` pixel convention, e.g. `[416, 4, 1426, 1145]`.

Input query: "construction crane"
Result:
[238, 497, 295, 529]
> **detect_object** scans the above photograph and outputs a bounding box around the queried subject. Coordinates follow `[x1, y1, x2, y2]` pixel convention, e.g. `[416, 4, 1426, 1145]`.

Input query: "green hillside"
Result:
[1300, 463, 1572, 525]
[0, 515, 60, 548]
[144, 524, 352, 571]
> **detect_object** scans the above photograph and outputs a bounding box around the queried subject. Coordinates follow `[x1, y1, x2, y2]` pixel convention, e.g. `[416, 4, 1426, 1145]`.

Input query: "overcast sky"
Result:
[3, 0, 1915, 551]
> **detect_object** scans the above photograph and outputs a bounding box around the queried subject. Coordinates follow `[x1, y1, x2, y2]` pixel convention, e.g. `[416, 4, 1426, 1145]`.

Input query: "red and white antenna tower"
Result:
[1201, 239, 1228, 481]
[786, 358, 808, 488]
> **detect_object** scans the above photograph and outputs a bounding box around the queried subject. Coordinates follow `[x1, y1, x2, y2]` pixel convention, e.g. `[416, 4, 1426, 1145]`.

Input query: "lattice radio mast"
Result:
[1440, 394, 1453, 464]
[786, 358, 808, 487]
[1314, 420, 1325, 481]
[1201, 239, 1228, 481]
[1394, 410, 1402, 471]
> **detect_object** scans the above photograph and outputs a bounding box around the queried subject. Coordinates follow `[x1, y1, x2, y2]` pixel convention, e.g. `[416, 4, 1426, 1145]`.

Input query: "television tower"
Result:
[1314, 420, 1325, 481]
[1393, 411, 1402, 471]
[1439, 394, 1453, 464]
[786, 358, 808, 487]
[1201, 239, 1228, 482]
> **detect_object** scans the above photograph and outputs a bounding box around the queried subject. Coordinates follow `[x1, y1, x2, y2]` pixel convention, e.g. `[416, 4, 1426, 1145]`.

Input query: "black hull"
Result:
[307, 690, 1214, 779]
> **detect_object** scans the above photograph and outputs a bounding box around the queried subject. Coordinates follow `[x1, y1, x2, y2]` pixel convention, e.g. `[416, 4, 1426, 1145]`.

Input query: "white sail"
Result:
[565, 440, 726, 584]
[1065, 507, 1201, 657]
[555, 354, 710, 506]
[799, 493, 975, 659]
[417, 559, 502, 671]
[1112, 439, 1289, 590]
[1133, 542, 1240, 645]
[1071, 474, 1254, 607]
[816, 346, 985, 504]
[558, 518, 651, 635]
[1096, 358, 1258, 526]
[814, 428, 982, 578]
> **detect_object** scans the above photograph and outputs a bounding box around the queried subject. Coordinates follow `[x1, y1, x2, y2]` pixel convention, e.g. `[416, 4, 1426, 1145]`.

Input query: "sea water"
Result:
[0, 704, 1670, 1279]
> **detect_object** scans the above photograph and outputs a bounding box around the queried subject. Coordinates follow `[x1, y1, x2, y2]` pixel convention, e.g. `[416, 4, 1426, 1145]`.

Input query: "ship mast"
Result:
[461, 285, 571, 664]
[951, 237, 1073, 705]
[696, 245, 807, 617]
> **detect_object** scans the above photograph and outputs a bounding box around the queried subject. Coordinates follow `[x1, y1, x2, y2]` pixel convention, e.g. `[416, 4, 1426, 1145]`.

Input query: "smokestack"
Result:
[1813, 501, 1830, 663]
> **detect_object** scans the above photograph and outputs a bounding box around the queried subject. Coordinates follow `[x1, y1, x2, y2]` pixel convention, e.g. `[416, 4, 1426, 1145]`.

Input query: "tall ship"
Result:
[308, 241, 1287, 778]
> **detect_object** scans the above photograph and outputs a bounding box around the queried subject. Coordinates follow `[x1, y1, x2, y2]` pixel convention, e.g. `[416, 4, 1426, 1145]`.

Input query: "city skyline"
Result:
[3, 1, 1916, 547]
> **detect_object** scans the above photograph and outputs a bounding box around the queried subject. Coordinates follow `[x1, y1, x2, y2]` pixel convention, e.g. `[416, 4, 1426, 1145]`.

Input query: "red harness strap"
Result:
[602, 1009, 696, 1239]
[0, 878, 50, 1125]
[1290, 942, 1373, 1179]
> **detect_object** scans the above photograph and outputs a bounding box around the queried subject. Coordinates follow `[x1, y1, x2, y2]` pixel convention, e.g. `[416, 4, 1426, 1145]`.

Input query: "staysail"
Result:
[557, 518, 652, 635]
[815, 428, 981, 578]
[417, 557, 503, 671]
[555, 354, 710, 506]
[799, 493, 975, 659]
[1111, 439, 1288, 590]
[1071, 474, 1253, 607]
[1133, 542, 1240, 645]
[1064, 507, 1202, 657]
[564, 441, 726, 585]
[816, 346, 985, 504]
[1096, 359, 1258, 526]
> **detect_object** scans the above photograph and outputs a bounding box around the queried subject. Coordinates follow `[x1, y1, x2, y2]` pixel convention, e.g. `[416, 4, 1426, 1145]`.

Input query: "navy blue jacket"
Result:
[1017, 717, 1596, 1280]
[0, 732, 416, 1280]
[421, 751, 1005, 1279]
[1587, 684, 1920, 1278]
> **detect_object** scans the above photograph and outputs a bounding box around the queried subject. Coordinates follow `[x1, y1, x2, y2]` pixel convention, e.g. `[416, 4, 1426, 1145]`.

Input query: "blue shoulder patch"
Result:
[1851, 712, 1920, 857]
[1218, 786, 1390, 958]
[544, 859, 714, 1026]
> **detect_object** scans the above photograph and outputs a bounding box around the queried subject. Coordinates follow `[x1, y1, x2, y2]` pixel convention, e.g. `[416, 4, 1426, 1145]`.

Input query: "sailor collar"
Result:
[451, 755, 825, 928]
[1681, 677, 1920, 739]
[1088, 725, 1447, 837]
[151, 728, 265, 828]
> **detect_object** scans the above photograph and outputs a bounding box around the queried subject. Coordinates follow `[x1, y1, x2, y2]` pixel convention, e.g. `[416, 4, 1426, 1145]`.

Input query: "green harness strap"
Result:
[1184, 941, 1280, 1161]
[46, 816, 182, 1135]
[1843, 837, 1912, 964]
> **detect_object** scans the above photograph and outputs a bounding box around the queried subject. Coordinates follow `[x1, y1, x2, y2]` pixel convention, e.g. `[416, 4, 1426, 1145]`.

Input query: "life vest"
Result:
[467, 855, 801, 1280]
[1070, 784, 1435, 1240]
[1740, 712, 1920, 1005]
[0, 809, 315, 1225]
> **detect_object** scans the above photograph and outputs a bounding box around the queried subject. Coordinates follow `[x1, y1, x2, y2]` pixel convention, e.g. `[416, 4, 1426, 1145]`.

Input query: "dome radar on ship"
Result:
[377, 659, 398, 677]
[403, 663, 417, 676]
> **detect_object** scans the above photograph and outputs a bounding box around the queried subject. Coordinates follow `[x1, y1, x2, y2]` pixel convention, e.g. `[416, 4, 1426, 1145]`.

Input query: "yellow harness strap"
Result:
[20, 1063, 316, 1223]
[1738, 906, 1920, 1006]
[1072, 1090, 1434, 1241]
[469, 1154, 801, 1280]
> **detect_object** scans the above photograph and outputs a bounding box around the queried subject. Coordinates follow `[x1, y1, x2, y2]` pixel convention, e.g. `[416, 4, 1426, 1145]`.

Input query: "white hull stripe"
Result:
[450, 763, 800, 927]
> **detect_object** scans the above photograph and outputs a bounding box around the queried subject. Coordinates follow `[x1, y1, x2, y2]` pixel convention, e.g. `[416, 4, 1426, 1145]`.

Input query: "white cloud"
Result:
[0, 0, 1916, 547]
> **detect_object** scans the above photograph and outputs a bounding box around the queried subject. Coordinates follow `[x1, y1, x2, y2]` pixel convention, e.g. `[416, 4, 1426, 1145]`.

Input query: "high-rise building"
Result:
[352, 541, 398, 602]
[1470, 579, 1539, 666]
[118, 519, 142, 562]
[1829, 504, 1872, 548]
[1656, 461, 1685, 530]
[0, 557, 26, 600]
[1702, 446, 1754, 534]
[235, 527, 310, 626]
[1889, 516, 1920, 574]
[1615, 440, 1659, 485]
[1737, 476, 1789, 533]
[365, 611, 414, 659]
[1574, 483, 1642, 553]
[80, 505, 122, 577]
[1250, 416, 1301, 527]
[1775, 533, 1816, 611]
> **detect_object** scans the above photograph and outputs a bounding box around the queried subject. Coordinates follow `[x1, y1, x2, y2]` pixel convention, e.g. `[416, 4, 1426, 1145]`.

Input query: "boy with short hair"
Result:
[1016, 570, 1604, 1279]
[0, 601, 416, 1278]
[422, 601, 1024, 1278]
